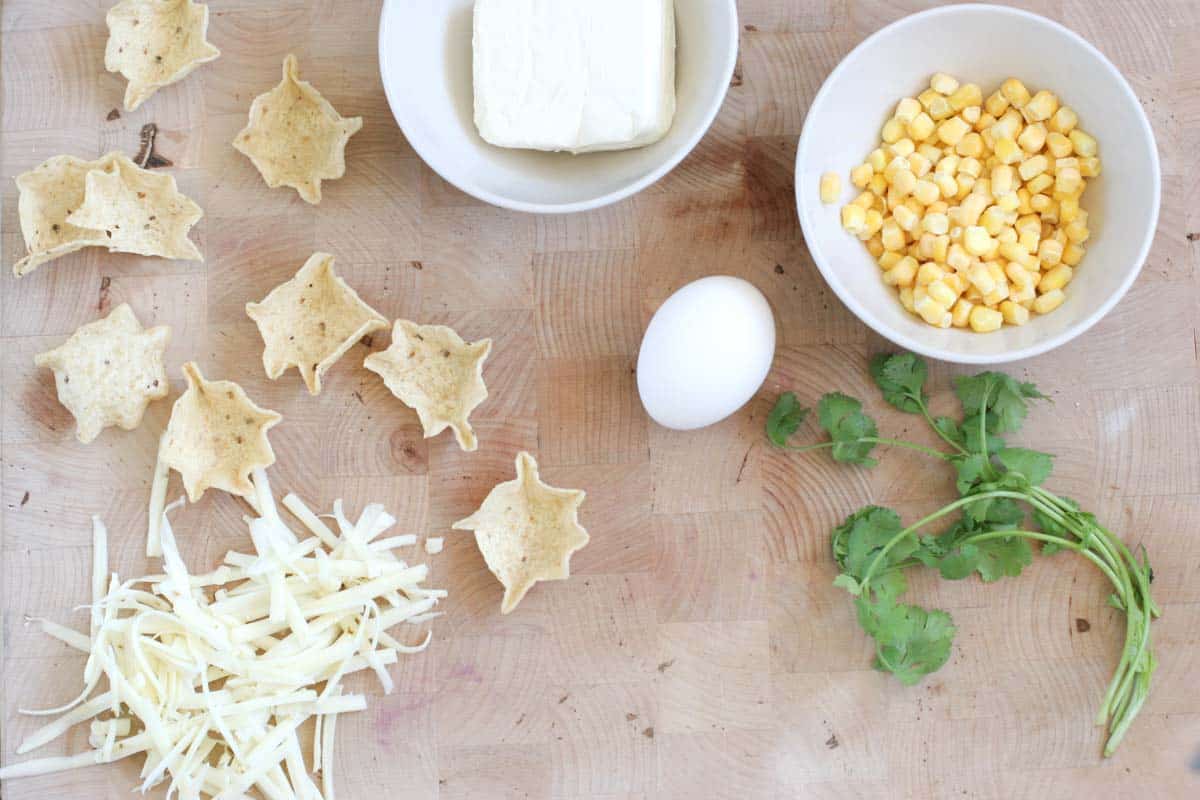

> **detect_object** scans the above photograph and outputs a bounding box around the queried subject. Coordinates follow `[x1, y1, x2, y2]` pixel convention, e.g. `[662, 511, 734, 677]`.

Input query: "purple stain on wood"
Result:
[447, 662, 483, 683]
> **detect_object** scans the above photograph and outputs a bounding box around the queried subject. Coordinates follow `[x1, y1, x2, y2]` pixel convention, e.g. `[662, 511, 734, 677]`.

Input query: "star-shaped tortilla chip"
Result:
[246, 252, 388, 395]
[453, 451, 589, 614]
[363, 320, 491, 451]
[233, 54, 362, 204]
[105, 0, 221, 112]
[34, 303, 170, 444]
[66, 154, 203, 261]
[13, 153, 119, 277]
[160, 362, 282, 501]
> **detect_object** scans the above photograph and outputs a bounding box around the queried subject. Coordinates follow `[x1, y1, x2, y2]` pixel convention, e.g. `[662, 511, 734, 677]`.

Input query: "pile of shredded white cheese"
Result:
[0, 468, 443, 800]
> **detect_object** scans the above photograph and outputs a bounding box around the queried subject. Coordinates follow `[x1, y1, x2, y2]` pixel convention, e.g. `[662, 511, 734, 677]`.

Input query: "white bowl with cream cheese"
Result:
[378, 0, 738, 214]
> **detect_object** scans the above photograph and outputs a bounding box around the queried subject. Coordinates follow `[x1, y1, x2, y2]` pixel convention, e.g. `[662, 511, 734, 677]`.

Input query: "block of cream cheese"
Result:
[472, 0, 676, 154]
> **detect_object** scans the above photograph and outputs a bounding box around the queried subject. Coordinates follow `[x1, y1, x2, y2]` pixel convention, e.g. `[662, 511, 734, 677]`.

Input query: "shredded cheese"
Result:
[0, 469, 442, 799]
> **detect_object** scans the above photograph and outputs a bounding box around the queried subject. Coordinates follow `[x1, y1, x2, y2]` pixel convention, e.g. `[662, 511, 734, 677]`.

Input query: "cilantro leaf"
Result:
[951, 453, 991, 494]
[870, 353, 928, 414]
[954, 372, 1047, 437]
[831, 506, 912, 584]
[936, 543, 981, 580]
[933, 416, 965, 447]
[997, 447, 1054, 486]
[963, 490, 1025, 527]
[817, 392, 879, 466]
[939, 536, 1033, 582]
[961, 412, 1006, 454]
[766, 392, 810, 447]
[856, 594, 956, 685]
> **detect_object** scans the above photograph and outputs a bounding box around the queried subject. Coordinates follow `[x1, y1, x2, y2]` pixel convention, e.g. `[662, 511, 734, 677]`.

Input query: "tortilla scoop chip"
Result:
[363, 320, 491, 451]
[13, 153, 119, 277]
[106, 0, 220, 112]
[233, 54, 362, 204]
[453, 451, 588, 614]
[66, 154, 203, 261]
[246, 252, 388, 395]
[34, 303, 170, 444]
[160, 362, 282, 502]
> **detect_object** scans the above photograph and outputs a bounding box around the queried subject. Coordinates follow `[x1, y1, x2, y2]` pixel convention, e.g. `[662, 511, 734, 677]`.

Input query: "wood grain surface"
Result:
[2, 1, 1199, 798]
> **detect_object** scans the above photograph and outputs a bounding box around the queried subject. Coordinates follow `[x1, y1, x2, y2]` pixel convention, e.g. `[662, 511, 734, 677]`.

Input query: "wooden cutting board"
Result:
[2, 1, 1197, 797]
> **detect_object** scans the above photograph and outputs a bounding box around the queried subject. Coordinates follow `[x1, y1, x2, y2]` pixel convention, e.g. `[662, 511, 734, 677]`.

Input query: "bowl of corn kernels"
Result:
[795, 3, 1160, 364]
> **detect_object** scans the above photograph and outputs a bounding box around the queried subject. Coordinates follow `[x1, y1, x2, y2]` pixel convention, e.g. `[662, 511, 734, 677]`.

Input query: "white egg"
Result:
[636, 275, 776, 430]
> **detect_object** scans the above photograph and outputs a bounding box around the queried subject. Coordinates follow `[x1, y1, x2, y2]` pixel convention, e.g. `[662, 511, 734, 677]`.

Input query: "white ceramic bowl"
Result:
[378, 0, 739, 214]
[796, 4, 1160, 365]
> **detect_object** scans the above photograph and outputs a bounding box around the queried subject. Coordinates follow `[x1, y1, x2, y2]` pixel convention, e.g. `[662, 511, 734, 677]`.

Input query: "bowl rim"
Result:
[794, 2, 1162, 365]
[378, 0, 741, 215]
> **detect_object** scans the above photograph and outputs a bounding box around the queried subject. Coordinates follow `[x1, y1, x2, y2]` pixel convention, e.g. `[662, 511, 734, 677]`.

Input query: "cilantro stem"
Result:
[957, 529, 1123, 592]
[917, 403, 969, 457]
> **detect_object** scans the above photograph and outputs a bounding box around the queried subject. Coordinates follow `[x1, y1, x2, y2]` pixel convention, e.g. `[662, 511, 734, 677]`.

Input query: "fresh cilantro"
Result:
[954, 372, 1046, 436]
[938, 536, 1033, 582]
[951, 453, 990, 494]
[933, 416, 965, 447]
[817, 392, 879, 466]
[856, 594, 956, 685]
[766, 392, 809, 447]
[832, 506, 912, 587]
[997, 448, 1054, 486]
[869, 353, 928, 414]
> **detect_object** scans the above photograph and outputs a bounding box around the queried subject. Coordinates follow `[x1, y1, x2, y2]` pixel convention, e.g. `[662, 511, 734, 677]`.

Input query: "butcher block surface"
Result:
[2, 1, 1199, 797]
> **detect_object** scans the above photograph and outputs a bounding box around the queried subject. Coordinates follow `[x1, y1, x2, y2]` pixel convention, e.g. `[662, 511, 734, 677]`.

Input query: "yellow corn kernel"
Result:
[884, 256, 919, 287]
[1016, 188, 1034, 215]
[868, 148, 888, 172]
[1011, 281, 1037, 306]
[1055, 155, 1080, 172]
[898, 286, 916, 313]
[927, 280, 958, 307]
[958, 157, 983, 178]
[869, 174, 888, 196]
[861, 209, 885, 240]
[1015, 214, 1041, 238]
[980, 128, 996, 152]
[997, 226, 1019, 245]
[1029, 193, 1051, 213]
[1069, 129, 1098, 157]
[991, 109, 1023, 141]
[1045, 132, 1073, 159]
[922, 212, 950, 235]
[1005, 261, 1033, 287]
[984, 90, 1009, 117]
[1061, 241, 1084, 267]
[997, 192, 1021, 214]
[983, 283, 1010, 306]
[841, 204, 866, 234]
[892, 204, 919, 233]
[820, 173, 842, 205]
[893, 169, 918, 198]
[1001, 78, 1031, 108]
[1064, 221, 1089, 243]
[972, 177, 993, 199]
[962, 105, 982, 125]
[990, 165, 1016, 197]
[907, 112, 936, 141]
[999, 300, 1029, 325]
[933, 235, 951, 263]
[1018, 229, 1040, 253]
[914, 295, 952, 327]
[918, 143, 944, 162]
[963, 226, 994, 257]
[947, 243, 970, 271]
[913, 180, 939, 207]
[927, 199, 949, 214]
[955, 174, 976, 199]
[1025, 173, 1054, 195]
[930, 72, 960, 95]
[956, 132, 984, 158]
[1039, 200, 1060, 225]
[1049, 106, 1078, 134]
[918, 88, 940, 109]
[1017, 123, 1047, 154]
[959, 193, 989, 227]
[1018, 155, 1049, 181]
[969, 305, 1004, 332]
[1033, 288, 1065, 314]
[882, 117, 905, 143]
[917, 232, 937, 260]
[1059, 196, 1080, 224]
[933, 172, 958, 199]
[879, 251, 902, 269]
[937, 117, 972, 147]
[1039, 264, 1073, 292]
[949, 83, 982, 111]
[916, 261, 945, 285]
[951, 298, 974, 327]
[928, 95, 954, 121]
[908, 152, 933, 177]
[881, 219, 906, 251]
[890, 138, 916, 157]
[935, 154, 960, 174]
[1052, 226, 1068, 245]
[851, 163, 874, 189]
[966, 261, 995, 293]
[975, 112, 998, 133]
[981, 206, 1007, 237]
[1079, 156, 1101, 177]
[886, 186, 904, 210]
[852, 191, 875, 209]
[866, 236, 885, 258]
[1055, 167, 1083, 195]
[1023, 90, 1058, 122]
[895, 97, 923, 124]
[993, 137, 1022, 165]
